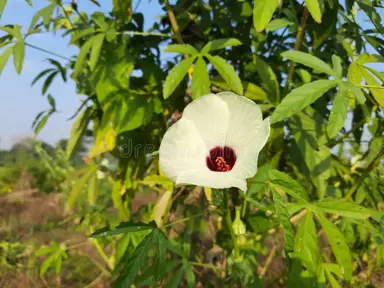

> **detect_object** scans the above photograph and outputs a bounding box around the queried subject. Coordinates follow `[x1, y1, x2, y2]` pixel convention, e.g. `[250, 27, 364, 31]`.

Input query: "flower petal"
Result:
[216, 91, 264, 153]
[182, 93, 230, 148]
[176, 169, 247, 192]
[159, 118, 207, 181]
[231, 116, 271, 179]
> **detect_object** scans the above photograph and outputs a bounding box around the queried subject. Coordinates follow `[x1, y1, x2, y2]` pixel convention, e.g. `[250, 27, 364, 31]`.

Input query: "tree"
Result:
[0, 0, 383, 287]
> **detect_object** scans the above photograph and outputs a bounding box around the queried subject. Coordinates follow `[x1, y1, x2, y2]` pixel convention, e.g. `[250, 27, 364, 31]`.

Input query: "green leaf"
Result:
[268, 170, 309, 202]
[70, 27, 96, 44]
[166, 265, 184, 288]
[292, 210, 320, 273]
[362, 68, 384, 108]
[272, 80, 338, 123]
[153, 230, 167, 284]
[42, 71, 59, 95]
[253, 0, 278, 32]
[90, 220, 157, 238]
[0, 45, 13, 75]
[48, 58, 67, 81]
[29, 3, 56, 31]
[164, 44, 199, 55]
[112, 180, 130, 221]
[0, 0, 7, 19]
[296, 69, 312, 83]
[66, 107, 92, 159]
[141, 175, 174, 192]
[243, 82, 267, 100]
[316, 213, 352, 280]
[314, 199, 374, 219]
[66, 167, 94, 210]
[31, 69, 55, 86]
[304, 0, 322, 23]
[32, 111, 45, 129]
[89, 33, 105, 71]
[344, 82, 366, 105]
[266, 18, 292, 31]
[324, 267, 341, 288]
[115, 230, 156, 288]
[47, 94, 56, 111]
[191, 57, 210, 99]
[357, 0, 384, 34]
[183, 261, 196, 288]
[163, 56, 195, 99]
[40, 252, 57, 276]
[327, 85, 348, 138]
[356, 53, 384, 65]
[34, 111, 53, 136]
[12, 41, 25, 74]
[201, 38, 242, 53]
[289, 110, 332, 199]
[74, 35, 99, 78]
[271, 185, 294, 252]
[254, 56, 280, 104]
[205, 54, 243, 95]
[281, 51, 335, 77]
[332, 55, 342, 79]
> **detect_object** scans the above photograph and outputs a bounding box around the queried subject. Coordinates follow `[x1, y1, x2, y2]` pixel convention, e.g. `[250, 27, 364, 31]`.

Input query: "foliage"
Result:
[0, 0, 384, 287]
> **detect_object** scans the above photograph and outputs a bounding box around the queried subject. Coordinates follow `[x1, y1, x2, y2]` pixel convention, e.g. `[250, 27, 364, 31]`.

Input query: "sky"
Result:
[0, 1, 382, 149]
[0, 0, 163, 149]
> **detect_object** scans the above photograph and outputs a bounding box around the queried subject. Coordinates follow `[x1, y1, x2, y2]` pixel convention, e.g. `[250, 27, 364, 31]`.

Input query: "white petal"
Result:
[182, 93, 230, 148]
[217, 91, 263, 153]
[159, 118, 207, 181]
[176, 169, 247, 192]
[231, 117, 271, 179]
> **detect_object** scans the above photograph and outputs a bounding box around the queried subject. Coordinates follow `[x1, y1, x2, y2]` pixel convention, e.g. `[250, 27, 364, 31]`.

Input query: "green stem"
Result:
[66, 242, 89, 250]
[163, 211, 209, 228]
[358, 85, 384, 89]
[25, 43, 71, 61]
[223, 189, 240, 258]
[90, 238, 114, 270]
[118, 31, 171, 38]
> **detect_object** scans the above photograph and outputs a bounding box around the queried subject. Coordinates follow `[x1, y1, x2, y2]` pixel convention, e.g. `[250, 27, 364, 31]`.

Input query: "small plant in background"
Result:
[0, 0, 383, 287]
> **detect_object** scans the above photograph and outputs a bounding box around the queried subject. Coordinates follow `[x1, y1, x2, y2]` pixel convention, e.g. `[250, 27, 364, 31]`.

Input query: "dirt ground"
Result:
[1, 190, 384, 288]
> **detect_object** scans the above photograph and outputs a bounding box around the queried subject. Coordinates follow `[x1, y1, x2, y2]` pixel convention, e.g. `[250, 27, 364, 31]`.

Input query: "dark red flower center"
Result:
[206, 146, 236, 172]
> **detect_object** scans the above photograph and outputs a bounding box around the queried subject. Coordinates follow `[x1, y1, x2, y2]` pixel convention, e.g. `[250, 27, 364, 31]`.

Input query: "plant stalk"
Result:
[223, 189, 240, 258]
[284, 7, 309, 91]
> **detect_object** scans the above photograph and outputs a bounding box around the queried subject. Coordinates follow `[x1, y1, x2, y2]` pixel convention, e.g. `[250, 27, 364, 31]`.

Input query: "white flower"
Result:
[159, 92, 270, 192]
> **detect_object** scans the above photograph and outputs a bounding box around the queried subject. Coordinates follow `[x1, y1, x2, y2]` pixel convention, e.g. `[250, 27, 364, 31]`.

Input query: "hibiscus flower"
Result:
[159, 92, 270, 192]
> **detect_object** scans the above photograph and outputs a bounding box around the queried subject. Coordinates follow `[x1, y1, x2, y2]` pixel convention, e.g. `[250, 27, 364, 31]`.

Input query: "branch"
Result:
[164, 0, 184, 45]
[259, 245, 277, 278]
[343, 147, 384, 200]
[284, 7, 310, 90]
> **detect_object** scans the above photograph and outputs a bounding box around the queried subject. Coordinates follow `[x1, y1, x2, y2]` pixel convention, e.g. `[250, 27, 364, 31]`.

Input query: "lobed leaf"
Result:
[272, 80, 338, 123]
[316, 213, 352, 280]
[205, 54, 243, 95]
[201, 38, 242, 53]
[282, 51, 336, 77]
[327, 85, 348, 138]
[191, 57, 210, 99]
[163, 56, 196, 99]
[164, 44, 199, 55]
[271, 185, 294, 252]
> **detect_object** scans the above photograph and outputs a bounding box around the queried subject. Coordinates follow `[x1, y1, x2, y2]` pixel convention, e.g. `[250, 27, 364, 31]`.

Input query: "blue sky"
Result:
[0, 0, 162, 149]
